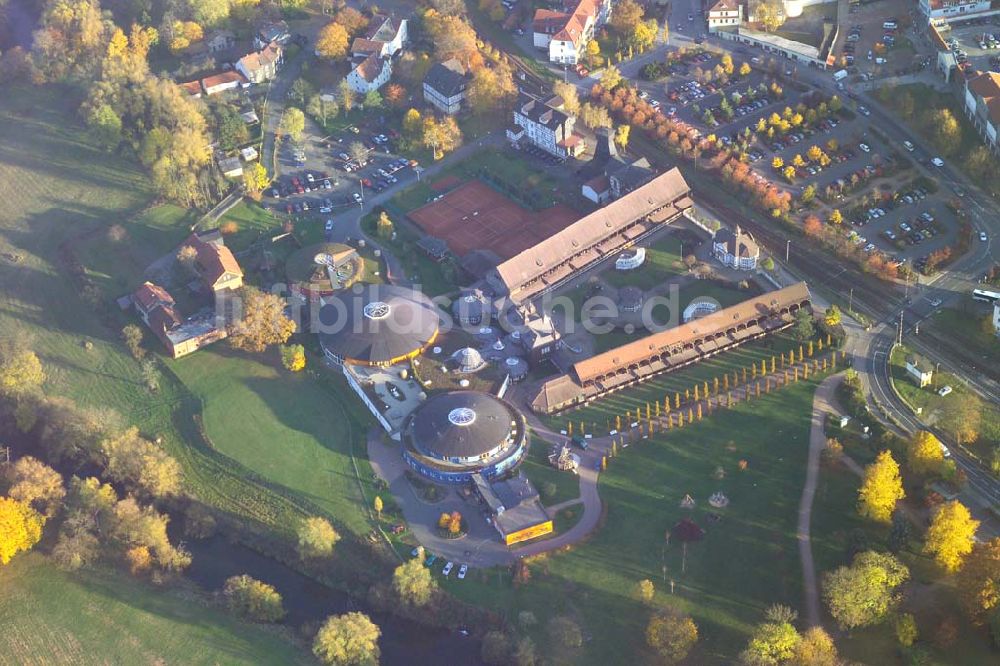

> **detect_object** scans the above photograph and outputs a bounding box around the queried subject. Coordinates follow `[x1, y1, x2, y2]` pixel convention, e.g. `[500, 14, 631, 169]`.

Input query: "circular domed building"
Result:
[450, 347, 487, 373]
[317, 284, 440, 366]
[402, 391, 528, 484]
[452, 289, 491, 327]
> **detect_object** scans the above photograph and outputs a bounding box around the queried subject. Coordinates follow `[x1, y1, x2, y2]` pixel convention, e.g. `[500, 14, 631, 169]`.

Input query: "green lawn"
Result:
[926, 306, 1000, 367]
[543, 332, 810, 431]
[448, 380, 824, 664]
[360, 210, 455, 297]
[0, 554, 309, 666]
[212, 200, 283, 252]
[522, 434, 581, 507]
[601, 235, 687, 290]
[170, 348, 376, 539]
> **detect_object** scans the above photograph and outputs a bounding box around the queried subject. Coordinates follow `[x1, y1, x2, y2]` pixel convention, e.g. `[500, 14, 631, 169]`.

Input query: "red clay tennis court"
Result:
[408, 180, 579, 259]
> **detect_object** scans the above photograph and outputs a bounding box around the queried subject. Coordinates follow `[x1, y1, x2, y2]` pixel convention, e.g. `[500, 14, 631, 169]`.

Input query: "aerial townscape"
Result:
[3, 0, 1000, 663]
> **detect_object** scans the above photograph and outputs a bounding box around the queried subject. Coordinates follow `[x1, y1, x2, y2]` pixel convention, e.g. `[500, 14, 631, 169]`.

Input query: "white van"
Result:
[833, 69, 848, 82]
[903, 140, 914, 151]
[883, 21, 897, 30]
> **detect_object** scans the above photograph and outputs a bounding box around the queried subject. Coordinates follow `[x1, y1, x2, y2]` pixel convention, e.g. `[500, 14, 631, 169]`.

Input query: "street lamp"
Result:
[785, 239, 790, 263]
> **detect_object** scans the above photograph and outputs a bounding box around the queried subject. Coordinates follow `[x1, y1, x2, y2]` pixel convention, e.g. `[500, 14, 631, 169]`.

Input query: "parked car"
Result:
[458, 564, 468, 580]
[442, 561, 454, 576]
[981, 231, 989, 242]
[938, 385, 953, 397]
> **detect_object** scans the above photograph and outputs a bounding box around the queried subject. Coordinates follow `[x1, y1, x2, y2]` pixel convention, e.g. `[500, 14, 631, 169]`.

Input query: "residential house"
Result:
[351, 14, 408, 57]
[183, 230, 244, 292]
[707, 0, 742, 32]
[581, 129, 656, 203]
[346, 53, 392, 93]
[508, 92, 583, 158]
[712, 224, 760, 271]
[423, 59, 469, 115]
[531, 0, 610, 64]
[201, 71, 245, 96]
[218, 156, 243, 178]
[963, 71, 1000, 154]
[255, 20, 290, 49]
[205, 29, 236, 53]
[236, 41, 283, 84]
[132, 282, 226, 358]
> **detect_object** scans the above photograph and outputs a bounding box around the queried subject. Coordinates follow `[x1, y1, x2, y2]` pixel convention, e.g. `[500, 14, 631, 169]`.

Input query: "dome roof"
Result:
[618, 285, 643, 306]
[451, 347, 486, 373]
[408, 391, 519, 460]
[317, 284, 440, 364]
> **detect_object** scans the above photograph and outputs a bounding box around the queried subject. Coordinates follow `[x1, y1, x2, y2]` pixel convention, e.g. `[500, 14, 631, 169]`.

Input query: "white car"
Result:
[858, 105, 871, 116]
[442, 561, 454, 576]
[931, 157, 944, 167]
[938, 385, 953, 397]
[903, 140, 914, 151]
[980, 232, 988, 242]
[325, 219, 334, 231]
[859, 143, 871, 153]
[457, 564, 468, 580]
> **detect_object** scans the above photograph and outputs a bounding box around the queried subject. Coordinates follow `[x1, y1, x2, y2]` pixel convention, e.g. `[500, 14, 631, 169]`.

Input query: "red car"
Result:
[285, 203, 293, 214]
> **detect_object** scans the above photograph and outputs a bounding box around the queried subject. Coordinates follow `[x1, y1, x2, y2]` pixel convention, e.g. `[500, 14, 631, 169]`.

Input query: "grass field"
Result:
[447, 379, 823, 664]
[601, 235, 686, 290]
[0, 554, 309, 666]
[543, 332, 810, 431]
[521, 434, 581, 507]
[925, 305, 1000, 367]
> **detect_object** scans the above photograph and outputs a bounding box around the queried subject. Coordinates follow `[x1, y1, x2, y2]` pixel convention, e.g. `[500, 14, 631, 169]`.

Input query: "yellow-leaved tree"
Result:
[0, 497, 45, 564]
[906, 430, 945, 476]
[956, 537, 1000, 623]
[924, 500, 979, 573]
[857, 450, 905, 523]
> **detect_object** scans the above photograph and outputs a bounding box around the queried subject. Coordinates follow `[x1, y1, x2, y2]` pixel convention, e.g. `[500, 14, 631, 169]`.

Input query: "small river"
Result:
[184, 536, 483, 665]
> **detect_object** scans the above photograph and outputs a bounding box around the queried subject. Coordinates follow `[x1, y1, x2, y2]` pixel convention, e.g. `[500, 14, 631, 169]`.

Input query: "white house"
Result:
[236, 41, 283, 84]
[200, 71, 245, 96]
[707, 0, 742, 32]
[905, 355, 934, 388]
[509, 92, 583, 157]
[346, 53, 392, 94]
[712, 224, 760, 271]
[422, 59, 468, 115]
[532, 0, 609, 65]
[963, 71, 1000, 154]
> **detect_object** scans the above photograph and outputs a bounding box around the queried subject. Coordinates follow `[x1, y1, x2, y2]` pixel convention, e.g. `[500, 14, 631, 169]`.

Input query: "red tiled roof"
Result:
[533, 0, 597, 47]
[179, 80, 203, 96]
[238, 42, 281, 72]
[968, 71, 1000, 126]
[133, 281, 175, 311]
[184, 233, 243, 288]
[201, 70, 246, 90]
[351, 37, 384, 55]
[353, 53, 386, 83]
[709, 0, 739, 12]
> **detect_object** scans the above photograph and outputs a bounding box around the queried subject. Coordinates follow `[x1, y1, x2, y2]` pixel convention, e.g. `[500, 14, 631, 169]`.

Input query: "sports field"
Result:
[408, 180, 579, 258]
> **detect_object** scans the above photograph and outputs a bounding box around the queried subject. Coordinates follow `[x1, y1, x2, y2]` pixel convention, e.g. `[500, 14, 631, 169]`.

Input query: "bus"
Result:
[972, 288, 1000, 304]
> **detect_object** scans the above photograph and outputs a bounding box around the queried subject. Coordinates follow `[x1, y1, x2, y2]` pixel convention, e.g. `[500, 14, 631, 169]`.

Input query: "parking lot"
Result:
[937, 16, 1000, 75]
[264, 118, 421, 232]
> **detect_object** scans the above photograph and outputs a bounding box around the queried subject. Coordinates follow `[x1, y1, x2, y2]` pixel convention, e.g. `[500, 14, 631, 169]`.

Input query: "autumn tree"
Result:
[298, 516, 341, 559]
[422, 115, 463, 158]
[0, 497, 44, 564]
[334, 6, 369, 35]
[0, 341, 45, 398]
[553, 80, 580, 115]
[646, 608, 698, 664]
[243, 162, 269, 197]
[927, 108, 961, 156]
[906, 430, 945, 476]
[548, 615, 584, 651]
[792, 627, 841, 666]
[924, 500, 979, 573]
[615, 124, 631, 150]
[38, 396, 122, 465]
[636, 578, 655, 603]
[611, 0, 645, 34]
[858, 450, 905, 523]
[228, 286, 296, 353]
[121, 323, 145, 359]
[101, 427, 181, 498]
[756, 2, 786, 32]
[956, 537, 1000, 623]
[313, 612, 381, 666]
[823, 304, 841, 327]
[280, 344, 306, 372]
[822, 550, 909, 629]
[467, 63, 517, 116]
[383, 83, 406, 108]
[224, 574, 286, 622]
[316, 22, 350, 60]
[828, 209, 843, 225]
[393, 556, 435, 606]
[580, 102, 612, 129]
[939, 391, 982, 445]
[279, 107, 306, 142]
[424, 12, 481, 68]
[601, 64, 623, 91]
[3, 456, 65, 518]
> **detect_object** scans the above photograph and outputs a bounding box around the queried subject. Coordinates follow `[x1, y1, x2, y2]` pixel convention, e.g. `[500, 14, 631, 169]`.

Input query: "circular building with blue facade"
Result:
[402, 391, 528, 484]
